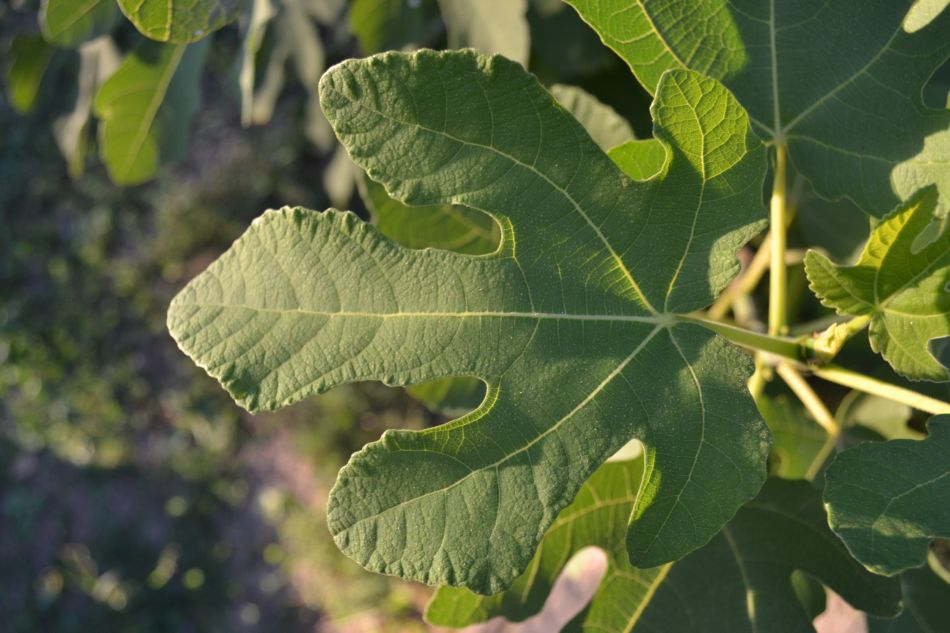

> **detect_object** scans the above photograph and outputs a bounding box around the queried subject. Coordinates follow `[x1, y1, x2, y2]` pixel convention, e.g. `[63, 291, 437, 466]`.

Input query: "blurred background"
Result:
[0, 1, 655, 630]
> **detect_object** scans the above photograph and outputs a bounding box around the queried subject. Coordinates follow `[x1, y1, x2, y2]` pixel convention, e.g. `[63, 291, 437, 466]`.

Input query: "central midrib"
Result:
[769, 0, 782, 137]
[176, 301, 664, 324]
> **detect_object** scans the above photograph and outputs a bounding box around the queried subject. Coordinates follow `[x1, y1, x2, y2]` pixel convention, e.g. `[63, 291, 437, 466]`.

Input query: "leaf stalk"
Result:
[775, 363, 840, 480]
[683, 316, 806, 362]
[768, 145, 788, 336]
[812, 365, 950, 416]
[686, 317, 950, 416]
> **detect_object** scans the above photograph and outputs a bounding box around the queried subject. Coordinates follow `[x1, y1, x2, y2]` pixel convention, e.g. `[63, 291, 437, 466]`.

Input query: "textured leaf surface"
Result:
[93, 39, 208, 185]
[169, 50, 771, 593]
[564, 0, 950, 216]
[438, 0, 529, 64]
[365, 80, 633, 255]
[40, 0, 119, 48]
[7, 35, 54, 114]
[805, 187, 950, 381]
[360, 175, 497, 415]
[428, 469, 901, 631]
[370, 80, 634, 416]
[868, 558, 950, 633]
[824, 415, 950, 575]
[117, 0, 240, 42]
[367, 79, 635, 416]
[549, 83, 635, 151]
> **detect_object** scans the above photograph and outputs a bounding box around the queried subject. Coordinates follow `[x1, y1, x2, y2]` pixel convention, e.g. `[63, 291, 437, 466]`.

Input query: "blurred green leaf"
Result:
[835, 391, 918, 441]
[93, 39, 209, 185]
[349, 0, 441, 54]
[7, 35, 54, 114]
[53, 37, 120, 178]
[758, 392, 829, 480]
[527, 0, 612, 78]
[117, 0, 241, 43]
[237, 0, 278, 127]
[405, 377, 485, 418]
[362, 176, 500, 255]
[237, 0, 331, 150]
[40, 0, 120, 48]
[438, 0, 529, 64]
[549, 83, 634, 151]
[794, 177, 871, 263]
[790, 571, 827, 622]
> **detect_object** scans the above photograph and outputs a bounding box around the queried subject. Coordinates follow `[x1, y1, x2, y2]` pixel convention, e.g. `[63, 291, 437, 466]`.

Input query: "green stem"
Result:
[768, 144, 788, 336]
[776, 364, 839, 436]
[748, 355, 768, 402]
[685, 317, 950, 415]
[812, 365, 950, 416]
[775, 364, 840, 480]
[682, 316, 807, 362]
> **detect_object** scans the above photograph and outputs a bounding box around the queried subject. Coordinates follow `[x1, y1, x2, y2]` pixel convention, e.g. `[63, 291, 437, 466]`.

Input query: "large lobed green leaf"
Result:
[117, 0, 240, 43]
[824, 415, 950, 576]
[93, 39, 208, 185]
[428, 465, 900, 631]
[564, 0, 950, 217]
[805, 187, 950, 381]
[168, 50, 772, 593]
